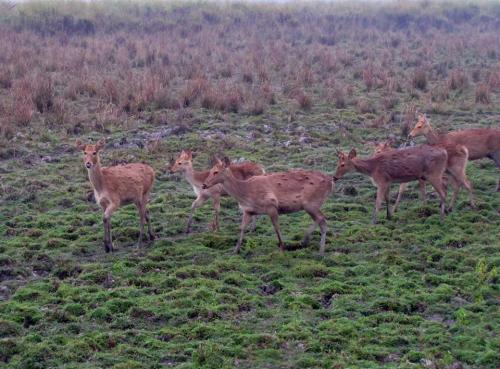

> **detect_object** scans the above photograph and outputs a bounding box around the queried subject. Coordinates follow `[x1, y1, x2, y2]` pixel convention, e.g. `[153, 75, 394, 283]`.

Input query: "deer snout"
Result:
[202, 183, 208, 189]
[85, 162, 92, 169]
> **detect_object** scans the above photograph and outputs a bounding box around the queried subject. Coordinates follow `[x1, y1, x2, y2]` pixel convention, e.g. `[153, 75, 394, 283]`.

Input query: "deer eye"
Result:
[213, 171, 219, 175]
[93, 152, 97, 155]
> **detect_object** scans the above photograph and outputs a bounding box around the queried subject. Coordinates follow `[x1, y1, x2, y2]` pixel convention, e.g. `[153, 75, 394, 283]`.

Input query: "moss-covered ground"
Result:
[1, 102, 499, 369]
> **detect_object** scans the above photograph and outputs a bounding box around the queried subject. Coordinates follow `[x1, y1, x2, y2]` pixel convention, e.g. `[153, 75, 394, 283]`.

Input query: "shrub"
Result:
[362, 64, 375, 91]
[411, 68, 427, 90]
[295, 91, 312, 110]
[32, 75, 54, 113]
[475, 83, 491, 104]
[180, 78, 207, 108]
[488, 70, 500, 92]
[448, 69, 469, 90]
[357, 98, 375, 114]
[10, 79, 34, 126]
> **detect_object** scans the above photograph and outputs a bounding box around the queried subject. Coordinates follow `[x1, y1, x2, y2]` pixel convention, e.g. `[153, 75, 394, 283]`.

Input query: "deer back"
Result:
[446, 128, 500, 160]
[102, 163, 155, 201]
[229, 162, 265, 180]
[372, 145, 447, 182]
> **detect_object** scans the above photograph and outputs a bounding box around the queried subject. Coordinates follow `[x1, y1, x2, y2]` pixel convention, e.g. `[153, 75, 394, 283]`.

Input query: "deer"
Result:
[333, 146, 448, 223]
[202, 157, 334, 255]
[373, 141, 426, 213]
[373, 140, 472, 211]
[410, 114, 500, 191]
[76, 139, 155, 253]
[169, 150, 265, 233]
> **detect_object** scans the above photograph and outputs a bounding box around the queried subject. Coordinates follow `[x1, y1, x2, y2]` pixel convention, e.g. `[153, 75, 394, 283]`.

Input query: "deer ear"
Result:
[222, 156, 231, 168]
[185, 149, 193, 159]
[348, 148, 357, 159]
[96, 139, 105, 151]
[75, 139, 86, 151]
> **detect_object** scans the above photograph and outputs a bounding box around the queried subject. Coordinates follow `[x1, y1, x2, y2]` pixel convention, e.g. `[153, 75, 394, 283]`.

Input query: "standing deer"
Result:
[76, 139, 155, 252]
[374, 140, 471, 211]
[202, 157, 334, 255]
[333, 146, 448, 223]
[373, 141, 426, 213]
[410, 114, 500, 191]
[169, 150, 264, 233]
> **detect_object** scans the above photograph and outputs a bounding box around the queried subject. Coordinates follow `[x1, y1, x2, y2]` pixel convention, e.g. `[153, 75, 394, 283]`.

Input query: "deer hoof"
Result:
[149, 233, 156, 241]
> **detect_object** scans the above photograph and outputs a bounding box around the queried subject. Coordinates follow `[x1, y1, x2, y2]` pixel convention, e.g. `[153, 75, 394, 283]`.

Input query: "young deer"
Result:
[333, 146, 448, 223]
[169, 150, 264, 233]
[202, 157, 334, 255]
[76, 139, 155, 252]
[373, 141, 426, 213]
[410, 114, 500, 191]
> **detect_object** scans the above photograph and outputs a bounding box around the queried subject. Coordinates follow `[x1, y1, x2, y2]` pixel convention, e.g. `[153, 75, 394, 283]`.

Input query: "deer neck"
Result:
[424, 128, 442, 144]
[219, 170, 249, 202]
[183, 163, 198, 185]
[352, 157, 376, 177]
[87, 160, 105, 193]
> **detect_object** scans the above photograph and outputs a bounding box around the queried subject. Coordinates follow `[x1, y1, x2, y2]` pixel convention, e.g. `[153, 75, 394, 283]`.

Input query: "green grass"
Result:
[0, 1, 499, 368]
[1, 103, 499, 369]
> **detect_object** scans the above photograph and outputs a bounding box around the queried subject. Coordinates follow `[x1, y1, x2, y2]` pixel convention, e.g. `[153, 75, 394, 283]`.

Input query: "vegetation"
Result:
[0, 1, 499, 368]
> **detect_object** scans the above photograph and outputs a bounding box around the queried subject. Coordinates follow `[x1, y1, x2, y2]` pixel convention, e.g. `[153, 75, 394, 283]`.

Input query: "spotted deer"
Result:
[333, 146, 448, 223]
[202, 157, 334, 255]
[169, 150, 264, 232]
[76, 139, 155, 252]
[410, 114, 500, 191]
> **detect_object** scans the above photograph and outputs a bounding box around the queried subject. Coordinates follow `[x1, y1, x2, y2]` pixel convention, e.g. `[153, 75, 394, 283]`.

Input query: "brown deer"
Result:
[169, 150, 264, 233]
[202, 157, 334, 255]
[333, 146, 448, 223]
[373, 141, 426, 213]
[203, 158, 334, 255]
[374, 140, 471, 211]
[410, 114, 500, 191]
[76, 139, 155, 252]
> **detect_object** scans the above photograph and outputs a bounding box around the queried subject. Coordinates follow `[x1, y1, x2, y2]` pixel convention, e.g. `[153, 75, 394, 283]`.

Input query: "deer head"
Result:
[409, 114, 432, 138]
[202, 156, 231, 189]
[333, 149, 357, 181]
[76, 139, 105, 169]
[169, 149, 193, 173]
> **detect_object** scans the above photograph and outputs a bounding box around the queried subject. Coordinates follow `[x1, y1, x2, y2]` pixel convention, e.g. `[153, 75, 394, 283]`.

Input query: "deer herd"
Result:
[76, 115, 500, 256]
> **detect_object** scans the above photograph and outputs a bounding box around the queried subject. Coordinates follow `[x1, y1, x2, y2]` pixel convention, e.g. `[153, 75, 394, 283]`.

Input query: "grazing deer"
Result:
[169, 150, 264, 233]
[373, 141, 426, 213]
[410, 114, 500, 191]
[76, 139, 155, 252]
[333, 146, 448, 223]
[202, 157, 334, 255]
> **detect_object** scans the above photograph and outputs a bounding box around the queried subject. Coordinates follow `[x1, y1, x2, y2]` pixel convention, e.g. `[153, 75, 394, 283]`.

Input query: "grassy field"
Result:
[1, 1, 499, 368]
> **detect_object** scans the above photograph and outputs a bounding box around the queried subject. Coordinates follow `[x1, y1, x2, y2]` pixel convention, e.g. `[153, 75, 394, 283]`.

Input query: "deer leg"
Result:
[392, 183, 407, 213]
[447, 176, 460, 212]
[385, 187, 392, 220]
[315, 210, 328, 256]
[145, 207, 155, 241]
[301, 222, 317, 247]
[103, 204, 118, 253]
[427, 176, 446, 221]
[372, 185, 387, 224]
[234, 211, 252, 254]
[489, 151, 500, 191]
[186, 194, 209, 233]
[211, 194, 221, 232]
[135, 201, 147, 248]
[268, 207, 285, 252]
[418, 179, 426, 204]
[248, 215, 258, 232]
